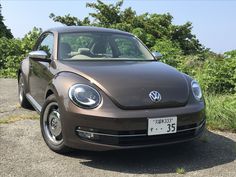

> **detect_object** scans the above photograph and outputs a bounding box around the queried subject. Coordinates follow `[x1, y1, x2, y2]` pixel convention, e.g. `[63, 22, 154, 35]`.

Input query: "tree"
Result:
[86, 0, 123, 27]
[0, 3, 13, 38]
[21, 27, 42, 53]
[49, 0, 205, 55]
[49, 13, 90, 26]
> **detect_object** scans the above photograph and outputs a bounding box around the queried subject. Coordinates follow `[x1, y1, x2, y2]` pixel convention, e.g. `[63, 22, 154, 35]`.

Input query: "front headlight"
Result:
[191, 80, 202, 101]
[69, 84, 102, 109]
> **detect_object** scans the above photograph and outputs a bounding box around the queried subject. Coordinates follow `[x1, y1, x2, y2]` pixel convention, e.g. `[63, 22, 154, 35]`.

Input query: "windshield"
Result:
[58, 32, 154, 61]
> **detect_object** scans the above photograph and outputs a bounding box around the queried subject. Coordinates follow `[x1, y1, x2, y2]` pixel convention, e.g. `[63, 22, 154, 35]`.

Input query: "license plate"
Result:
[148, 116, 177, 136]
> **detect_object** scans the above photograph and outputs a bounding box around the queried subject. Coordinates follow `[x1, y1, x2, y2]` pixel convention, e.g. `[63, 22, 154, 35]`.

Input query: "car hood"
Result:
[57, 61, 190, 109]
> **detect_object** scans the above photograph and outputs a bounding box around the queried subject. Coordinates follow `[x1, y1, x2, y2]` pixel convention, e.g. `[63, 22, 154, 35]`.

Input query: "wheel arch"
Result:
[45, 89, 54, 99]
[44, 84, 59, 101]
[44, 71, 92, 109]
[44, 71, 88, 102]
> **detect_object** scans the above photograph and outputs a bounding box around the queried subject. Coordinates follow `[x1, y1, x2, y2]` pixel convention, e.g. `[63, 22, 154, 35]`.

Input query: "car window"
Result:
[60, 34, 93, 51]
[58, 32, 154, 61]
[114, 37, 142, 58]
[37, 33, 54, 58]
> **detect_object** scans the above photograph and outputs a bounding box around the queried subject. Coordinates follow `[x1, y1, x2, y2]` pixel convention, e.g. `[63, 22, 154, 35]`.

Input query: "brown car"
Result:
[18, 26, 205, 153]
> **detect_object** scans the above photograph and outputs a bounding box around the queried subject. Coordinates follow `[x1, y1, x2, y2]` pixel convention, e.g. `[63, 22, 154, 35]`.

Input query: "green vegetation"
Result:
[176, 167, 186, 174]
[205, 94, 236, 132]
[0, 4, 13, 39]
[0, 1, 235, 131]
[0, 27, 42, 77]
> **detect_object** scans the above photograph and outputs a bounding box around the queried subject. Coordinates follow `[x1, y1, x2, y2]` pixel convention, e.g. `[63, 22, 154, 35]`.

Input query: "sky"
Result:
[1, 0, 236, 53]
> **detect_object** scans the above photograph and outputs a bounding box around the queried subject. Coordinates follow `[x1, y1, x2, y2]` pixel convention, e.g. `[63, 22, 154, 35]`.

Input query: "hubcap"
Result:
[48, 110, 62, 137]
[43, 102, 63, 145]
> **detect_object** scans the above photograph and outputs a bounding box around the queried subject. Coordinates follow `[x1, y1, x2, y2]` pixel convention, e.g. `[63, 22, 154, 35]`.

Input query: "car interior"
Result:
[57, 33, 150, 60]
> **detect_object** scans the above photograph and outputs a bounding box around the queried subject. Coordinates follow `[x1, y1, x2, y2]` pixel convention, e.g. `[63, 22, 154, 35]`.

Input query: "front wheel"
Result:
[40, 94, 71, 153]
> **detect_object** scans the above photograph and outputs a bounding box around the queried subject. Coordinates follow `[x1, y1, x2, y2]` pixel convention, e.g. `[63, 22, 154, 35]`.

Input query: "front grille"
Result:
[76, 120, 205, 146]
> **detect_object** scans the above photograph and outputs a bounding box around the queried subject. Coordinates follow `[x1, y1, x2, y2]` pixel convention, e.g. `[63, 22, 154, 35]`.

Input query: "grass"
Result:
[176, 167, 186, 174]
[0, 113, 39, 124]
[205, 94, 236, 133]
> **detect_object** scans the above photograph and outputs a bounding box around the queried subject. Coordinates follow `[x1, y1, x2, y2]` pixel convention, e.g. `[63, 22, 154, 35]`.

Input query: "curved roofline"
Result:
[47, 26, 132, 36]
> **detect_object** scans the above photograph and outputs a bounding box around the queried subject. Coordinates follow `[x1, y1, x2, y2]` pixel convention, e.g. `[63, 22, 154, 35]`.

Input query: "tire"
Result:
[18, 73, 32, 109]
[40, 94, 71, 154]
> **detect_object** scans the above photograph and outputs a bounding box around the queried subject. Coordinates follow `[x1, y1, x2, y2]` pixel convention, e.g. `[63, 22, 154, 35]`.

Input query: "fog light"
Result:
[76, 127, 100, 140]
[78, 131, 95, 139]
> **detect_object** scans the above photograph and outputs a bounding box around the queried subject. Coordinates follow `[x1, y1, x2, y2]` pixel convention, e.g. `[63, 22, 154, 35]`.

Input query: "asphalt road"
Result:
[0, 79, 236, 177]
[0, 79, 36, 119]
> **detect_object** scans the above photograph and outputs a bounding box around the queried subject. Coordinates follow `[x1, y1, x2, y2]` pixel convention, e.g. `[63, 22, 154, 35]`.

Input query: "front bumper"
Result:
[76, 119, 205, 147]
[60, 101, 206, 151]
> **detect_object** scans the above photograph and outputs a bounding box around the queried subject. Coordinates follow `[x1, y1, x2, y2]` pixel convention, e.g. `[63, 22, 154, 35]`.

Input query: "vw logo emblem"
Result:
[149, 91, 162, 103]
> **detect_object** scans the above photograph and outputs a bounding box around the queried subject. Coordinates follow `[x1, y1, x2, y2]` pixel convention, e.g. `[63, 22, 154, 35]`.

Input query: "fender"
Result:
[44, 71, 94, 110]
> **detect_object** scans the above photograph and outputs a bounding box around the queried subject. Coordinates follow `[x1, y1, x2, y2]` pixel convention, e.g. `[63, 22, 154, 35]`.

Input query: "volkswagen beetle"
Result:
[18, 26, 205, 153]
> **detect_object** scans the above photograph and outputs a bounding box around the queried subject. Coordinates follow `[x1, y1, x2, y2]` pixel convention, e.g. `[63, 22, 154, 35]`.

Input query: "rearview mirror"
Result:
[152, 51, 163, 60]
[29, 50, 49, 61]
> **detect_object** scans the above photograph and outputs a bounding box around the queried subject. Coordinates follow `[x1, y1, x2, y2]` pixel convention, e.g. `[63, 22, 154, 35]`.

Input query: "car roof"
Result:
[47, 26, 132, 36]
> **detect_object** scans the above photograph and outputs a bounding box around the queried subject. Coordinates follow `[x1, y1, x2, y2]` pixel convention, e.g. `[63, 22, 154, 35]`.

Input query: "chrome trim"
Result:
[29, 50, 48, 59]
[177, 120, 205, 133]
[191, 80, 203, 101]
[76, 129, 146, 137]
[26, 93, 42, 113]
[76, 120, 205, 138]
[152, 51, 163, 60]
[149, 90, 162, 103]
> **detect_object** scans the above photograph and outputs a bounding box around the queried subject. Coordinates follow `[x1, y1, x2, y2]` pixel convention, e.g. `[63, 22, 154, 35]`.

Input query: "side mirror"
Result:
[29, 50, 51, 62]
[152, 51, 163, 60]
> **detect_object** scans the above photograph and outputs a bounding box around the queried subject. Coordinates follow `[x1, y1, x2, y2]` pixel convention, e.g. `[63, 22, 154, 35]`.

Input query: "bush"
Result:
[225, 50, 236, 58]
[0, 27, 41, 78]
[0, 37, 23, 68]
[198, 56, 236, 94]
[0, 55, 25, 78]
[170, 52, 236, 94]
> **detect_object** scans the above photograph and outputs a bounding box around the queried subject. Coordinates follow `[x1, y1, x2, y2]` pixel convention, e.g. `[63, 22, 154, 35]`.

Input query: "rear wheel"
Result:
[40, 94, 71, 154]
[18, 73, 32, 108]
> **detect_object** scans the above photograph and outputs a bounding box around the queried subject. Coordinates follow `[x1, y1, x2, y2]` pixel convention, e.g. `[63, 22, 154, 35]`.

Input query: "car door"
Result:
[28, 33, 54, 106]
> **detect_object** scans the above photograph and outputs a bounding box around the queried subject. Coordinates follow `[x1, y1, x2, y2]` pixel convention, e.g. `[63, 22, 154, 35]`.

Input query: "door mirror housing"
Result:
[29, 51, 51, 62]
[152, 51, 163, 60]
